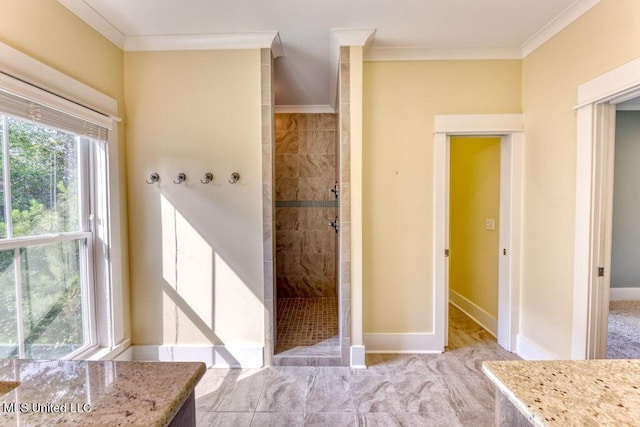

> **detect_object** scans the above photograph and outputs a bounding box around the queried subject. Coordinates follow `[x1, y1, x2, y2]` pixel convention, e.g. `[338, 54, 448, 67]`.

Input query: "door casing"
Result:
[573, 57, 640, 359]
[434, 114, 524, 352]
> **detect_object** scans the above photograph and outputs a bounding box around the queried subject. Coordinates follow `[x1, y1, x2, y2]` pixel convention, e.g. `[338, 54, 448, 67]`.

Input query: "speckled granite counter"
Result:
[483, 359, 640, 426]
[0, 358, 205, 426]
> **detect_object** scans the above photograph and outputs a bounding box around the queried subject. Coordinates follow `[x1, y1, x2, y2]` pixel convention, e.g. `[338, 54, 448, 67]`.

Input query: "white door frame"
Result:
[572, 57, 640, 359]
[434, 114, 524, 352]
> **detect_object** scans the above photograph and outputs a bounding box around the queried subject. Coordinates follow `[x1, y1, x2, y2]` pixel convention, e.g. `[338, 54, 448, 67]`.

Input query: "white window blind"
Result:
[0, 87, 108, 141]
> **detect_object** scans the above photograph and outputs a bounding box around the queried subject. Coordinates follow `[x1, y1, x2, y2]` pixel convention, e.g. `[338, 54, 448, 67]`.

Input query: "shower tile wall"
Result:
[275, 113, 337, 298]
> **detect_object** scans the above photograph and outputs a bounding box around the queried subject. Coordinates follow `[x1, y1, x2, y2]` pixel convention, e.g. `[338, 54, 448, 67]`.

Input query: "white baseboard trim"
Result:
[516, 334, 558, 360]
[449, 290, 497, 337]
[363, 333, 442, 353]
[610, 287, 640, 301]
[350, 345, 366, 369]
[128, 345, 264, 368]
[114, 347, 134, 361]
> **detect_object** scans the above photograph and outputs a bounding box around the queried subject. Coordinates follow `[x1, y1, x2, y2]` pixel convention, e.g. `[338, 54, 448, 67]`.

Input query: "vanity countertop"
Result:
[482, 359, 640, 426]
[0, 358, 205, 426]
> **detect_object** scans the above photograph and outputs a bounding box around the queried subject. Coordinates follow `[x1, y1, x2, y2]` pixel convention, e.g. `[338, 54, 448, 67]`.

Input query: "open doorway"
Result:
[434, 114, 524, 353]
[607, 103, 640, 359]
[572, 57, 640, 360]
[449, 136, 501, 338]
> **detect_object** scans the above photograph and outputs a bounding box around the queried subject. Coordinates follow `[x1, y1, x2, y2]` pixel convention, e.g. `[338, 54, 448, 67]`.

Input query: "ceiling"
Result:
[59, 0, 600, 110]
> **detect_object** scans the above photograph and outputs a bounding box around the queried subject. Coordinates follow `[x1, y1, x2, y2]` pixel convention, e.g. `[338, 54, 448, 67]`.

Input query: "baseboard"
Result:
[128, 345, 264, 368]
[350, 345, 366, 369]
[114, 347, 134, 361]
[449, 290, 497, 337]
[516, 334, 558, 360]
[363, 333, 442, 353]
[610, 287, 640, 301]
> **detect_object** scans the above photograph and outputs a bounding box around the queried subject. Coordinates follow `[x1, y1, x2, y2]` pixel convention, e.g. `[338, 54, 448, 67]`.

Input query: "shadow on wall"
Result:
[156, 191, 263, 364]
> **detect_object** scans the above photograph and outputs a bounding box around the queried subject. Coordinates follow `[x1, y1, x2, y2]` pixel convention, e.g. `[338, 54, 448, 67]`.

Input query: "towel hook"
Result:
[228, 172, 240, 184]
[201, 172, 214, 184]
[146, 173, 160, 184]
[173, 173, 187, 184]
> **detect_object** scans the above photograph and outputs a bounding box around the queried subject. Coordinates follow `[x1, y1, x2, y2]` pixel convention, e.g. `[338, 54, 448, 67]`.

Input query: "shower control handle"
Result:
[330, 182, 339, 199]
[329, 217, 339, 233]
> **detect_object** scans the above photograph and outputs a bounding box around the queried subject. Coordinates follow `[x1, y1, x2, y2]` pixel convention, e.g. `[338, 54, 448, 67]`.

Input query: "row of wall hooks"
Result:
[145, 172, 241, 185]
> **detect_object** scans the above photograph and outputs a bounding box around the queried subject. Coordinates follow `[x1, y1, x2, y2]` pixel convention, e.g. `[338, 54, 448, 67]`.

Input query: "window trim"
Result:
[0, 41, 127, 359]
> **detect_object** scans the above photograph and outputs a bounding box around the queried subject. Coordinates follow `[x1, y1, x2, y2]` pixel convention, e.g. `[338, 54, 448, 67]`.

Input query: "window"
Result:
[0, 82, 111, 359]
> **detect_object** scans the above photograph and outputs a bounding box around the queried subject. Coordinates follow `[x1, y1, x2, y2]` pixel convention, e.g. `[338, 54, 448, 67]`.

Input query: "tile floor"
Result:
[276, 297, 339, 354]
[195, 304, 519, 426]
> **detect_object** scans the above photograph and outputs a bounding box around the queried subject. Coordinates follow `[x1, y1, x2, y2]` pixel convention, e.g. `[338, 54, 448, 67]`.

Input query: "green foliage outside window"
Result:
[0, 116, 84, 358]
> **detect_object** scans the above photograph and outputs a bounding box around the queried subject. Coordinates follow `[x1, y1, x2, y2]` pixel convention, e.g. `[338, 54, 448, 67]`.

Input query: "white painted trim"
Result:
[449, 291, 497, 337]
[365, 47, 521, 62]
[57, 0, 126, 49]
[521, 0, 601, 57]
[350, 345, 366, 369]
[0, 72, 115, 128]
[498, 133, 523, 352]
[270, 33, 285, 58]
[130, 345, 264, 369]
[0, 44, 127, 360]
[275, 105, 335, 114]
[114, 347, 134, 361]
[83, 339, 131, 361]
[331, 29, 375, 113]
[516, 335, 559, 360]
[58, 1, 287, 57]
[572, 104, 595, 359]
[576, 57, 640, 107]
[434, 132, 448, 351]
[331, 29, 376, 49]
[0, 42, 118, 117]
[435, 114, 524, 134]
[434, 114, 524, 354]
[363, 334, 441, 353]
[124, 32, 281, 52]
[610, 287, 640, 301]
[573, 58, 640, 359]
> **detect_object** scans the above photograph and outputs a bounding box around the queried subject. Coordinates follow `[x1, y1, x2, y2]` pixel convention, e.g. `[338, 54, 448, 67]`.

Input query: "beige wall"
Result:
[362, 60, 521, 333]
[0, 0, 130, 339]
[125, 50, 264, 345]
[450, 136, 501, 318]
[521, 0, 640, 357]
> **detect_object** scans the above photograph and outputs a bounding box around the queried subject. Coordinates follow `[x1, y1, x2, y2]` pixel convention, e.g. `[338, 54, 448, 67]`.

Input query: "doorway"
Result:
[449, 136, 501, 338]
[572, 57, 640, 360]
[434, 114, 524, 353]
[606, 106, 640, 359]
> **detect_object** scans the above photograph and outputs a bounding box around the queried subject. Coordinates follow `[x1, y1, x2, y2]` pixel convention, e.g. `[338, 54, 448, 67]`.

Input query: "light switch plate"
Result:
[485, 218, 495, 231]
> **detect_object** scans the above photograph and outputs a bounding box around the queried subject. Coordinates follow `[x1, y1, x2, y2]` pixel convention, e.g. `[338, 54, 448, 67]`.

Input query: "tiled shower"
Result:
[274, 113, 339, 354]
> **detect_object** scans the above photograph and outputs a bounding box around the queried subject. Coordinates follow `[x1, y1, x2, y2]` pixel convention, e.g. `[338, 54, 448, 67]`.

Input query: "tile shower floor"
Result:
[195, 305, 520, 426]
[275, 297, 339, 355]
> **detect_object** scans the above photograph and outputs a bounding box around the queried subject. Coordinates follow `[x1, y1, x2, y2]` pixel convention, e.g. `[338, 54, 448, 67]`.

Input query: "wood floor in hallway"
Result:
[195, 304, 520, 426]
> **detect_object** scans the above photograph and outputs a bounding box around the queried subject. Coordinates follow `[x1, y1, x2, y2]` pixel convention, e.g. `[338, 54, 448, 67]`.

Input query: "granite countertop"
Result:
[0, 358, 205, 426]
[482, 359, 640, 426]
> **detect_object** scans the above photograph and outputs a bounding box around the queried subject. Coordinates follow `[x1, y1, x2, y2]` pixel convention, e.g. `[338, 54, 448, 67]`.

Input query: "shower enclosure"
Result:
[274, 113, 339, 359]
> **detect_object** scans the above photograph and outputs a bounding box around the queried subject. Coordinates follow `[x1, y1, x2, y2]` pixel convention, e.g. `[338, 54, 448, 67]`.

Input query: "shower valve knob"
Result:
[330, 182, 339, 199]
[329, 217, 339, 233]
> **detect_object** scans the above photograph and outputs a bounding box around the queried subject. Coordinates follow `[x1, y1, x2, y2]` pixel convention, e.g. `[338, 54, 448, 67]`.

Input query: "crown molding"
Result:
[57, 1, 283, 55]
[331, 28, 377, 48]
[124, 32, 282, 53]
[365, 46, 522, 61]
[521, 0, 601, 57]
[275, 105, 335, 114]
[57, 0, 126, 48]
